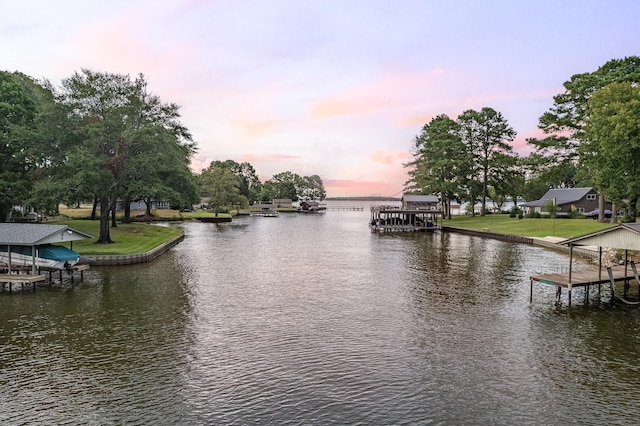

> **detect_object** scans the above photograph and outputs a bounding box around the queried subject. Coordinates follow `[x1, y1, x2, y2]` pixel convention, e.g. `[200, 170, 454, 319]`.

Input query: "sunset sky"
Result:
[2, 1, 639, 197]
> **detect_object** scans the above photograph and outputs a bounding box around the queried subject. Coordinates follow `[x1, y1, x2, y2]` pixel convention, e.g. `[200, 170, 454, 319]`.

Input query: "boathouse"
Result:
[370, 194, 443, 232]
[0, 223, 93, 289]
[251, 198, 293, 212]
[530, 223, 640, 306]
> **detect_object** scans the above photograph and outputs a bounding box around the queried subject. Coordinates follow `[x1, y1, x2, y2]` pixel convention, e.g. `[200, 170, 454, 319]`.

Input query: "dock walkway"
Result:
[530, 264, 636, 306]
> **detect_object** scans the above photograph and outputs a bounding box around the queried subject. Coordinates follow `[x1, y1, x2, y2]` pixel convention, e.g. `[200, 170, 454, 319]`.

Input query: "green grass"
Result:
[189, 211, 232, 219]
[446, 214, 617, 238]
[58, 220, 183, 255]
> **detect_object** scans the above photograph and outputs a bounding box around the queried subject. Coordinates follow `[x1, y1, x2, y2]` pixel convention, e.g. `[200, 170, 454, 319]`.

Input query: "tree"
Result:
[490, 152, 525, 212]
[457, 108, 517, 216]
[199, 163, 243, 215]
[210, 160, 262, 205]
[582, 81, 640, 222]
[0, 71, 52, 221]
[298, 175, 326, 201]
[268, 171, 301, 200]
[57, 70, 196, 242]
[405, 114, 468, 219]
[527, 56, 640, 193]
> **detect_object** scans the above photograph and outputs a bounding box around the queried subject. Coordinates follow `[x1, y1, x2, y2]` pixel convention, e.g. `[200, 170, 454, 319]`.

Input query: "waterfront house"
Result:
[521, 188, 609, 217]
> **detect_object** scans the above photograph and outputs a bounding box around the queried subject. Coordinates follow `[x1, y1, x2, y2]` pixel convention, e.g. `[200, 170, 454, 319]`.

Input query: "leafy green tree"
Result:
[199, 163, 243, 215]
[405, 114, 469, 219]
[210, 160, 262, 205]
[298, 175, 326, 201]
[259, 180, 277, 202]
[458, 107, 517, 216]
[57, 70, 195, 242]
[269, 171, 301, 200]
[0, 71, 38, 221]
[527, 56, 640, 192]
[582, 81, 640, 221]
[490, 152, 524, 212]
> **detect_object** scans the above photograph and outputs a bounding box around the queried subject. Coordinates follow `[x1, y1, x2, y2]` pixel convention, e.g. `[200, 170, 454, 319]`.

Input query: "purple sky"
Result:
[2, 0, 639, 196]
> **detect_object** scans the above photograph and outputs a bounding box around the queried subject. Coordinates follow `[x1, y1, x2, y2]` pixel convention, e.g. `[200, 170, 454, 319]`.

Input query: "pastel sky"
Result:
[2, 1, 639, 197]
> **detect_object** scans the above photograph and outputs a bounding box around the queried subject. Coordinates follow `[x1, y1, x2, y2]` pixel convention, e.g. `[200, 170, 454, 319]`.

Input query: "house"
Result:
[401, 194, 440, 210]
[521, 187, 609, 216]
[272, 199, 293, 208]
[115, 200, 171, 211]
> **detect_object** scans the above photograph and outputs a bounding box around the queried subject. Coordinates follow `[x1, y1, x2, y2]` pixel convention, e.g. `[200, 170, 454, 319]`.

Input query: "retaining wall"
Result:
[442, 226, 598, 260]
[91, 234, 185, 266]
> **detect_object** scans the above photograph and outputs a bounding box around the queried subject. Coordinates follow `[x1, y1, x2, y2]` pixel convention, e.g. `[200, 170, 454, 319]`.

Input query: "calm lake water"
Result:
[2, 202, 640, 425]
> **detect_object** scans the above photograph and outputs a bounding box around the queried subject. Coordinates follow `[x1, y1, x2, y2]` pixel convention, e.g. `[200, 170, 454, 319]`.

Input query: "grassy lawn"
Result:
[55, 220, 183, 255]
[50, 205, 234, 256]
[58, 205, 232, 220]
[446, 214, 617, 238]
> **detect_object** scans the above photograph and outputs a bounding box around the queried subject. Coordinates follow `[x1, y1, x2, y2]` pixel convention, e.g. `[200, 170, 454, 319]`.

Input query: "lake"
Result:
[2, 202, 640, 425]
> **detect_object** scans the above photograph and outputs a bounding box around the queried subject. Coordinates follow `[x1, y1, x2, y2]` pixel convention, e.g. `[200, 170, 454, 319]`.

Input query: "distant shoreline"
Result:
[325, 196, 400, 202]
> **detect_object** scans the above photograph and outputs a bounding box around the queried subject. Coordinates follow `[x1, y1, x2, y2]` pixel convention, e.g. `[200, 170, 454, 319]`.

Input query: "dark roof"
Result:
[522, 187, 593, 207]
[402, 194, 439, 203]
[0, 223, 93, 246]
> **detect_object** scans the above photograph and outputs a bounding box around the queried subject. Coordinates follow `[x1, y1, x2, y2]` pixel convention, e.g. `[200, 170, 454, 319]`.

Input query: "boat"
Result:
[0, 244, 81, 270]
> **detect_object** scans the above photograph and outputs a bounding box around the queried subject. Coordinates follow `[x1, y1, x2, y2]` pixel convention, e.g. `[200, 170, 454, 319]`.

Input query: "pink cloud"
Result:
[241, 153, 301, 163]
[369, 150, 410, 165]
[324, 177, 405, 198]
[396, 114, 437, 128]
[309, 67, 447, 120]
[236, 120, 282, 138]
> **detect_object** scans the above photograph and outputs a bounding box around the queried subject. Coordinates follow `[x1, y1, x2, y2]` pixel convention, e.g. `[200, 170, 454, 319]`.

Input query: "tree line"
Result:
[405, 56, 640, 222]
[0, 69, 325, 243]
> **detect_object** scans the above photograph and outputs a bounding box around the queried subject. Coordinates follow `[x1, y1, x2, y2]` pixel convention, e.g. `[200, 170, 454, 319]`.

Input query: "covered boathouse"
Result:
[0, 223, 93, 291]
[370, 194, 443, 232]
[530, 223, 640, 306]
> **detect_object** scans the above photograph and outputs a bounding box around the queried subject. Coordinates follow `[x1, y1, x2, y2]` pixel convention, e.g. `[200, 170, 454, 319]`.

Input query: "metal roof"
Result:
[0, 223, 93, 246]
[562, 223, 640, 250]
[402, 194, 439, 203]
[522, 187, 593, 207]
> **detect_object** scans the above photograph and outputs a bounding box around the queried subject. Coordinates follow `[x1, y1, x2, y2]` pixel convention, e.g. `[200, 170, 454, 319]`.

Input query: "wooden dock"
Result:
[1, 264, 90, 292]
[0, 273, 47, 292]
[326, 206, 363, 211]
[530, 264, 638, 306]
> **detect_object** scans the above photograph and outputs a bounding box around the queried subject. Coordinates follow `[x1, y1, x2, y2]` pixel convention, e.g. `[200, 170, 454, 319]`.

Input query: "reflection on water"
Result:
[2, 207, 640, 424]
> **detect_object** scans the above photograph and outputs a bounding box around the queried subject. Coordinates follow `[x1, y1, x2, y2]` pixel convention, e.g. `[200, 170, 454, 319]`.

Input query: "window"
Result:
[576, 207, 585, 213]
[586, 193, 596, 200]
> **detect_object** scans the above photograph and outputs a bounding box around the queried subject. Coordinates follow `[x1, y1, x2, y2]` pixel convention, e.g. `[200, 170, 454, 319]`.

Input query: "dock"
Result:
[530, 264, 638, 306]
[370, 205, 442, 232]
[1, 264, 90, 292]
[326, 206, 364, 211]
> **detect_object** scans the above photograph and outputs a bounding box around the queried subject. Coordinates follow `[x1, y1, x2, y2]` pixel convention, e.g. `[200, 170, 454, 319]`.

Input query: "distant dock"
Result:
[326, 206, 363, 211]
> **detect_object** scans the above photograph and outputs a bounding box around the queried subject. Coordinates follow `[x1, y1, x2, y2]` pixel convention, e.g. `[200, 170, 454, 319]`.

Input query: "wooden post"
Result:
[598, 246, 602, 300]
[624, 250, 629, 298]
[530, 279, 533, 303]
[569, 245, 574, 284]
[585, 284, 589, 304]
